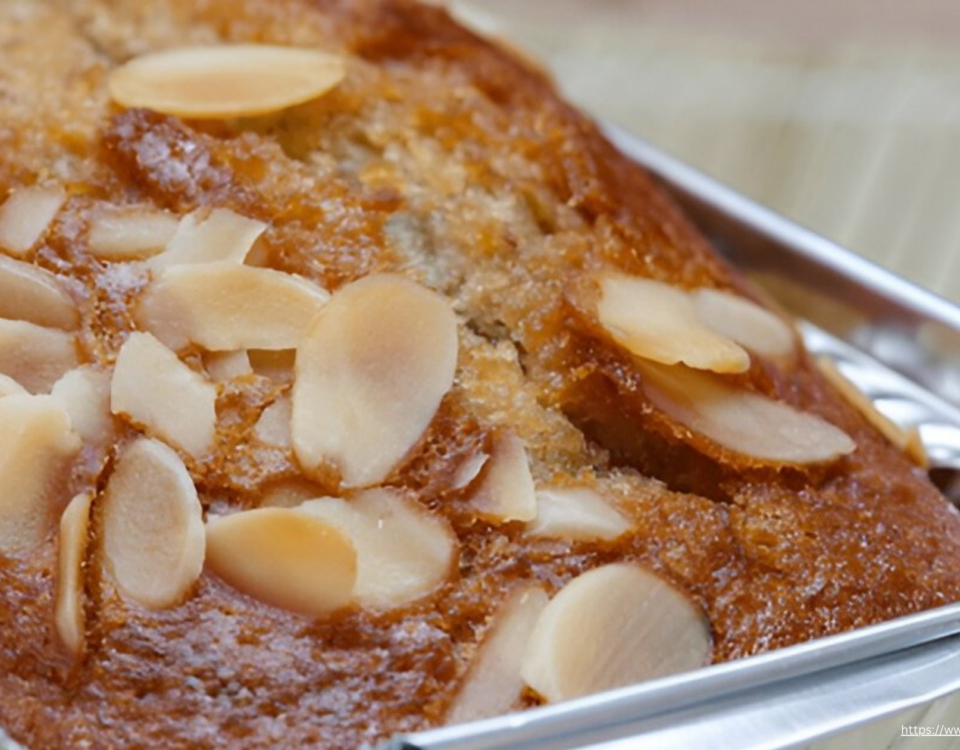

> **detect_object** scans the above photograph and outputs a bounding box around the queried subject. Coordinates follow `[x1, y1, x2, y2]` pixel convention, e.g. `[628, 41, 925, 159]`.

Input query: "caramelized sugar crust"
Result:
[2, 1, 960, 748]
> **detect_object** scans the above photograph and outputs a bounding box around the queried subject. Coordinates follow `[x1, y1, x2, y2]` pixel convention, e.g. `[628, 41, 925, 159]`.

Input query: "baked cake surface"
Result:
[1, 1, 960, 748]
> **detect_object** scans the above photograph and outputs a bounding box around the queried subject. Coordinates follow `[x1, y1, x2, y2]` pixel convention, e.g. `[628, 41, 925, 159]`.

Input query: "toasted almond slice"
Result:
[0, 186, 65, 255]
[254, 396, 292, 448]
[292, 274, 458, 488]
[641, 361, 855, 464]
[205, 508, 356, 616]
[0, 395, 81, 557]
[692, 288, 796, 361]
[87, 209, 179, 260]
[203, 350, 253, 382]
[448, 585, 549, 724]
[137, 262, 330, 351]
[451, 452, 489, 491]
[528, 487, 631, 542]
[111, 332, 217, 456]
[102, 438, 205, 609]
[521, 564, 711, 703]
[593, 273, 749, 374]
[55, 492, 92, 657]
[0, 319, 78, 393]
[468, 431, 536, 523]
[150, 207, 266, 270]
[51, 367, 113, 445]
[298, 488, 457, 609]
[108, 45, 347, 119]
[248, 349, 295, 381]
[816, 356, 916, 455]
[0, 374, 27, 397]
[0, 255, 78, 330]
[259, 477, 323, 508]
[905, 426, 929, 468]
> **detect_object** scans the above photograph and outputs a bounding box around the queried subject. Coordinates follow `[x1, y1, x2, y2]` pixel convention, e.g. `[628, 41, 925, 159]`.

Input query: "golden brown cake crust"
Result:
[2, 1, 960, 748]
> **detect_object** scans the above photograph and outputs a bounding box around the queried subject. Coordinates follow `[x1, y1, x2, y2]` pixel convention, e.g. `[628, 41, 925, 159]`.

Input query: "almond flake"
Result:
[150, 207, 266, 270]
[137, 262, 330, 351]
[55, 492, 92, 657]
[816, 355, 917, 458]
[468, 431, 536, 523]
[292, 274, 458, 488]
[521, 564, 711, 703]
[451, 452, 489, 491]
[111, 332, 217, 456]
[0, 395, 81, 558]
[108, 44, 347, 119]
[298, 488, 457, 609]
[203, 350, 253, 382]
[102, 438, 205, 609]
[592, 273, 749, 374]
[87, 209, 179, 260]
[51, 367, 113, 445]
[692, 288, 796, 360]
[528, 487, 631, 542]
[0, 186, 65, 255]
[248, 349, 295, 381]
[254, 396, 292, 448]
[0, 255, 78, 330]
[259, 478, 323, 508]
[0, 374, 27, 397]
[205, 507, 356, 616]
[448, 585, 549, 724]
[641, 361, 855, 464]
[0, 320, 78, 393]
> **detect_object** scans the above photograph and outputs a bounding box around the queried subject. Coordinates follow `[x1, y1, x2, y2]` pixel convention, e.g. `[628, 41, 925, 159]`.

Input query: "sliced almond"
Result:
[101, 437, 205, 609]
[468, 431, 536, 523]
[528, 487, 631, 542]
[448, 585, 549, 724]
[150, 207, 266, 270]
[0, 255, 79, 330]
[298, 488, 457, 609]
[816, 356, 916, 458]
[111, 332, 217, 456]
[51, 367, 113, 444]
[592, 273, 749, 374]
[451, 452, 489, 491]
[87, 209, 179, 260]
[905, 426, 929, 468]
[641, 361, 855, 464]
[259, 477, 323, 509]
[108, 45, 347, 119]
[0, 374, 27, 397]
[292, 274, 458, 488]
[205, 508, 356, 616]
[203, 350, 253, 382]
[254, 396, 292, 448]
[692, 288, 796, 361]
[0, 395, 81, 557]
[137, 262, 330, 351]
[0, 320, 78, 393]
[55, 492, 92, 657]
[521, 564, 711, 703]
[248, 349, 295, 381]
[0, 186, 65, 255]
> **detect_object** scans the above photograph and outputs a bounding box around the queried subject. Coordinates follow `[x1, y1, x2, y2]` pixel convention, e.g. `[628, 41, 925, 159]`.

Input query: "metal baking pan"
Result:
[380, 128, 960, 750]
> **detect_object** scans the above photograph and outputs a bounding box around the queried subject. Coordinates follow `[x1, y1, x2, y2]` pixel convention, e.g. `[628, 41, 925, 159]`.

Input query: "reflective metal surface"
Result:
[383, 129, 960, 750]
[603, 124, 960, 411]
[388, 603, 960, 750]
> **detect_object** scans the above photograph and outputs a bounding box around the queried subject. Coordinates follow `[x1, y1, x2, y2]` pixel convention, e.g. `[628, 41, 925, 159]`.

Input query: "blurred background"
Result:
[445, 0, 960, 305]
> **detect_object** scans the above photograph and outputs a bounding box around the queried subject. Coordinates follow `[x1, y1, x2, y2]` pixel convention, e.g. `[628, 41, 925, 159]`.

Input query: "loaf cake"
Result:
[2, 1, 959, 748]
